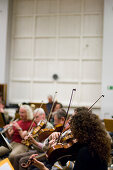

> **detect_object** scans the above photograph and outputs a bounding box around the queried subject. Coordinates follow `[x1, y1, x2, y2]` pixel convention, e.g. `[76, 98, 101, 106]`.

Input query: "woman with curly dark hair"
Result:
[26, 109, 111, 170]
[70, 110, 111, 170]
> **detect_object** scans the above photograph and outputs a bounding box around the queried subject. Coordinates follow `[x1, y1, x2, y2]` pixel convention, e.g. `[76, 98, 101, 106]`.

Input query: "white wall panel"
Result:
[84, 0, 103, 12]
[9, 82, 31, 102]
[33, 61, 57, 81]
[55, 83, 79, 106]
[59, 0, 81, 13]
[80, 84, 101, 107]
[83, 14, 103, 36]
[11, 60, 32, 80]
[81, 61, 101, 81]
[58, 38, 80, 58]
[36, 16, 57, 36]
[13, 0, 34, 15]
[82, 38, 102, 59]
[36, 0, 58, 14]
[13, 38, 33, 58]
[32, 82, 56, 102]
[59, 15, 81, 36]
[57, 61, 79, 81]
[15, 17, 33, 36]
[35, 38, 56, 58]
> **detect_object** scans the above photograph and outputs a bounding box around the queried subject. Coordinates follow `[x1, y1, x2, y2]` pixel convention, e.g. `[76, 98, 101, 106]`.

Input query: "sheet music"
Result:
[0, 158, 14, 170]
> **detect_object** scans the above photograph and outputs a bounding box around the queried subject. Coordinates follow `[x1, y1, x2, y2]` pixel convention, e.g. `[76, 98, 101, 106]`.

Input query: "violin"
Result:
[60, 132, 74, 143]
[21, 153, 46, 168]
[21, 123, 63, 146]
[46, 139, 77, 164]
[21, 120, 46, 146]
[37, 124, 63, 142]
[32, 120, 46, 135]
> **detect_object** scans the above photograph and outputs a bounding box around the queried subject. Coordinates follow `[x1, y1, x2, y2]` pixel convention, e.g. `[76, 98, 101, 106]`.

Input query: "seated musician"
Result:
[0, 104, 35, 166]
[14, 108, 67, 170]
[13, 108, 53, 170]
[27, 109, 111, 170]
[33, 108, 53, 129]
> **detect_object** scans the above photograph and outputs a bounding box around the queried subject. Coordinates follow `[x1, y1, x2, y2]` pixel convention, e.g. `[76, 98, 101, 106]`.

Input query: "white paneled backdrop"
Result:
[9, 0, 103, 110]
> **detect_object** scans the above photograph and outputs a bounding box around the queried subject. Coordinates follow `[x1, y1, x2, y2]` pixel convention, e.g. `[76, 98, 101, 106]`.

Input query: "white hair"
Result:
[34, 108, 45, 115]
[20, 105, 33, 120]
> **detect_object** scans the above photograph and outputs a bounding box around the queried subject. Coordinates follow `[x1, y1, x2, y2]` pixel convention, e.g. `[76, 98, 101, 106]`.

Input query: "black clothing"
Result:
[73, 145, 107, 170]
[29, 142, 108, 170]
[46, 102, 53, 117]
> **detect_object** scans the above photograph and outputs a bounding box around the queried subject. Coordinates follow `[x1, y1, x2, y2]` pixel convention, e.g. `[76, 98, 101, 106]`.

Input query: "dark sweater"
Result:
[73, 145, 107, 170]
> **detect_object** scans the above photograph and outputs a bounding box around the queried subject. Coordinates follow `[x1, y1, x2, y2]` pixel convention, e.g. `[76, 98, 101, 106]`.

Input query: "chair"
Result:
[0, 112, 7, 128]
[104, 119, 113, 132]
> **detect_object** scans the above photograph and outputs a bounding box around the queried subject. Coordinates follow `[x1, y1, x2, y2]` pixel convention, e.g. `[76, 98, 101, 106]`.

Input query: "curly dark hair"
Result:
[70, 110, 111, 163]
[74, 106, 92, 114]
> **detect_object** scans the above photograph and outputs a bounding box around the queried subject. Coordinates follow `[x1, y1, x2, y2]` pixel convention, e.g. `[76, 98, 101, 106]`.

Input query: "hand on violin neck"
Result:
[49, 139, 56, 147]
[29, 154, 39, 160]
[32, 158, 49, 170]
[24, 133, 30, 140]
[49, 132, 61, 141]
[73, 138, 78, 143]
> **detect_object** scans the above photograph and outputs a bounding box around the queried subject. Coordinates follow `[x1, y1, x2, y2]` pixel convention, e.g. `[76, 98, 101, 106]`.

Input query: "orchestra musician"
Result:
[0, 104, 35, 166]
[27, 108, 111, 170]
[33, 108, 53, 129]
[13, 108, 66, 170]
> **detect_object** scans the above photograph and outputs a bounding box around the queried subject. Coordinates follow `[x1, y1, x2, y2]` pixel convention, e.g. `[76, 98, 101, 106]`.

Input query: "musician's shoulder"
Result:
[46, 121, 54, 129]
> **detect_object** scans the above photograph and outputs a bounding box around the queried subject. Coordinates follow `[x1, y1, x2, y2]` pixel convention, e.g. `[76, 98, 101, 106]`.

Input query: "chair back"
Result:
[0, 112, 6, 128]
[104, 119, 113, 132]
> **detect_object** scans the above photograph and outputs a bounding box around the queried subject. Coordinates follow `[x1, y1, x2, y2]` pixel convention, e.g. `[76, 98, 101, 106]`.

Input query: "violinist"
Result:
[13, 108, 53, 170]
[33, 108, 53, 129]
[30, 109, 111, 170]
[0, 104, 35, 166]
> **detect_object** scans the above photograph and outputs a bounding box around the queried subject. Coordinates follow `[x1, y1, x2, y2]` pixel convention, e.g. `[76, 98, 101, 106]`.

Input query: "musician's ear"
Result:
[61, 117, 65, 123]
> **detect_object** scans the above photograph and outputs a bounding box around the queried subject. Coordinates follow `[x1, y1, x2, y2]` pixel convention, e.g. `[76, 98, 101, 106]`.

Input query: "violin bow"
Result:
[28, 100, 44, 133]
[57, 88, 76, 143]
[48, 91, 58, 122]
[88, 95, 104, 112]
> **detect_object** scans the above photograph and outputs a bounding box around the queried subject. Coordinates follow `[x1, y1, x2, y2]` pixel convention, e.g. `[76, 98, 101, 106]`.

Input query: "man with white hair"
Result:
[33, 108, 53, 129]
[0, 104, 36, 166]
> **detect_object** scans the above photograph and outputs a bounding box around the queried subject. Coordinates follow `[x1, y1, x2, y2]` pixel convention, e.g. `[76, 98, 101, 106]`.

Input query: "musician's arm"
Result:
[5, 127, 14, 140]
[33, 158, 49, 170]
[31, 140, 44, 150]
[18, 129, 28, 139]
[13, 122, 27, 139]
